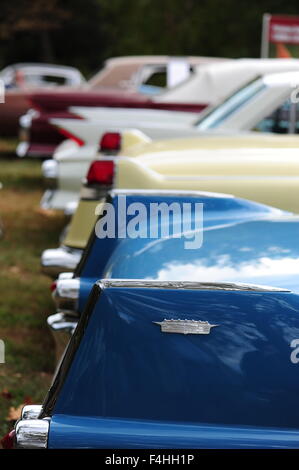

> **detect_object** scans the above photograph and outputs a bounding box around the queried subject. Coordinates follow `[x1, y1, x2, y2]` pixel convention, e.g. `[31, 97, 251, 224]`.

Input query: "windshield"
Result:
[195, 78, 266, 130]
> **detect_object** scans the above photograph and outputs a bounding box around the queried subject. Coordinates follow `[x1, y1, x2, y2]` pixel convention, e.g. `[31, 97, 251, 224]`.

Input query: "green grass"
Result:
[0, 153, 67, 438]
[0, 156, 43, 190]
[0, 139, 18, 156]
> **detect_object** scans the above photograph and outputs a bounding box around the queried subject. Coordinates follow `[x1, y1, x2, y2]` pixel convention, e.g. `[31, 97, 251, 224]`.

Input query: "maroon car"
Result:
[17, 88, 207, 158]
[16, 56, 231, 157]
[0, 63, 85, 136]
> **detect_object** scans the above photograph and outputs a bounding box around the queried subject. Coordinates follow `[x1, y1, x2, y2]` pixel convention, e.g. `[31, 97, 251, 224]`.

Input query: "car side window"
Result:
[254, 99, 299, 134]
[143, 70, 167, 88]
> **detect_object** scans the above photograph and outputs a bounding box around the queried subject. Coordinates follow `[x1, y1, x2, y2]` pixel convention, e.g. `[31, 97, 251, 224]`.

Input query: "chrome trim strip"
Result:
[109, 189, 235, 198]
[98, 279, 290, 293]
[154, 319, 218, 335]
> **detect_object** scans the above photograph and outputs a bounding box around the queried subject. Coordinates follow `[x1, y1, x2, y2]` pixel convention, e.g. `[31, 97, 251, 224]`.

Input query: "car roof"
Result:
[103, 55, 229, 66]
[157, 58, 299, 105]
[262, 69, 299, 85]
[1, 62, 82, 73]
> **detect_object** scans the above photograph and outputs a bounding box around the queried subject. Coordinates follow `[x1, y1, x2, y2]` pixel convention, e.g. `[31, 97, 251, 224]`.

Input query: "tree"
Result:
[0, 0, 71, 62]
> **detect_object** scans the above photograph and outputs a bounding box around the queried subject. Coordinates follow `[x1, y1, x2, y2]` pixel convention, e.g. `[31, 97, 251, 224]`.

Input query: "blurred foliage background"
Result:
[1, 0, 299, 77]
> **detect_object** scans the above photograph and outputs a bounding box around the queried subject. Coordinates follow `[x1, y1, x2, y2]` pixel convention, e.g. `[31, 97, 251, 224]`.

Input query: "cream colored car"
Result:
[42, 133, 299, 275]
[41, 68, 299, 213]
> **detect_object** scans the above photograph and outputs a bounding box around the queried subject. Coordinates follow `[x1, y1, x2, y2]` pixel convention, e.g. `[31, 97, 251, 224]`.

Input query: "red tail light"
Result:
[86, 160, 115, 185]
[56, 127, 84, 147]
[1, 430, 15, 449]
[99, 132, 121, 153]
[50, 281, 57, 293]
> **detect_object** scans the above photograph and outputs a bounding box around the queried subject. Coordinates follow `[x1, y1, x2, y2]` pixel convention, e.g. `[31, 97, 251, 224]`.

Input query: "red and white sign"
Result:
[269, 15, 299, 44]
[261, 13, 299, 57]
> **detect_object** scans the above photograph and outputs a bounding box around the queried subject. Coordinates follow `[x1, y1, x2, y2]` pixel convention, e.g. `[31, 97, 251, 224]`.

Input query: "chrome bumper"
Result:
[41, 159, 58, 188]
[41, 246, 83, 278]
[16, 109, 39, 159]
[40, 189, 55, 210]
[47, 312, 78, 362]
[16, 141, 30, 158]
[64, 200, 78, 216]
[40, 189, 79, 213]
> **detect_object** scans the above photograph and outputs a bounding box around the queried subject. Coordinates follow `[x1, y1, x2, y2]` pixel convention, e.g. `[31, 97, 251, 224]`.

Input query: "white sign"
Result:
[167, 58, 190, 88]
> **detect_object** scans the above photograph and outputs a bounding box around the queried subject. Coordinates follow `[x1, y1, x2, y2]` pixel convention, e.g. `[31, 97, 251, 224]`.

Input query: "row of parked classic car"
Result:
[4, 55, 299, 449]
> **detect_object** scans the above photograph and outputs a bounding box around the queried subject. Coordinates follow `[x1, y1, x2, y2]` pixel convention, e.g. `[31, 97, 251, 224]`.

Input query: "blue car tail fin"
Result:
[42, 279, 299, 431]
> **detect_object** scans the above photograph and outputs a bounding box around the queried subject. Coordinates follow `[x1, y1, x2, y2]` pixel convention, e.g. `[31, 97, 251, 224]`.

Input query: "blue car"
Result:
[53, 189, 299, 322]
[12, 190, 299, 448]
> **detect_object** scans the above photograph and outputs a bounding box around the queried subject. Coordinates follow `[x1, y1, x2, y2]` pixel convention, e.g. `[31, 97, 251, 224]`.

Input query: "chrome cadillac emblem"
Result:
[153, 319, 218, 335]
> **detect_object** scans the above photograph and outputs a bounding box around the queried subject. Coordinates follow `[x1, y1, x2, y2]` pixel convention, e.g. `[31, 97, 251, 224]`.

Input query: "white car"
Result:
[43, 58, 299, 161]
[0, 63, 85, 88]
[87, 55, 229, 94]
[18, 58, 299, 159]
[42, 69, 299, 212]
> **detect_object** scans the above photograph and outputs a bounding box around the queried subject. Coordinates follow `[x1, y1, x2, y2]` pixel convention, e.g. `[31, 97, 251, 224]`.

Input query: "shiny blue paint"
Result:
[49, 194, 299, 448]
[78, 194, 297, 312]
[79, 277, 99, 313]
[48, 415, 299, 449]
[79, 194, 282, 279]
[49, 285, 299, 447]
[104, 218, 299, 291]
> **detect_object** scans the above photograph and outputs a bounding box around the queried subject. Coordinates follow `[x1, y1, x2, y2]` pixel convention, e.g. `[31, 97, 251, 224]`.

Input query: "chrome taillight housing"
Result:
[47, 312, 78, 361]
[41, 248, 81, 278]
[1, 405, 44, 449]
[13, 405, 49, 449]
[15, 419, 49, 449]
[21, 405, 42, 420]
[53, 276, 80, 313]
